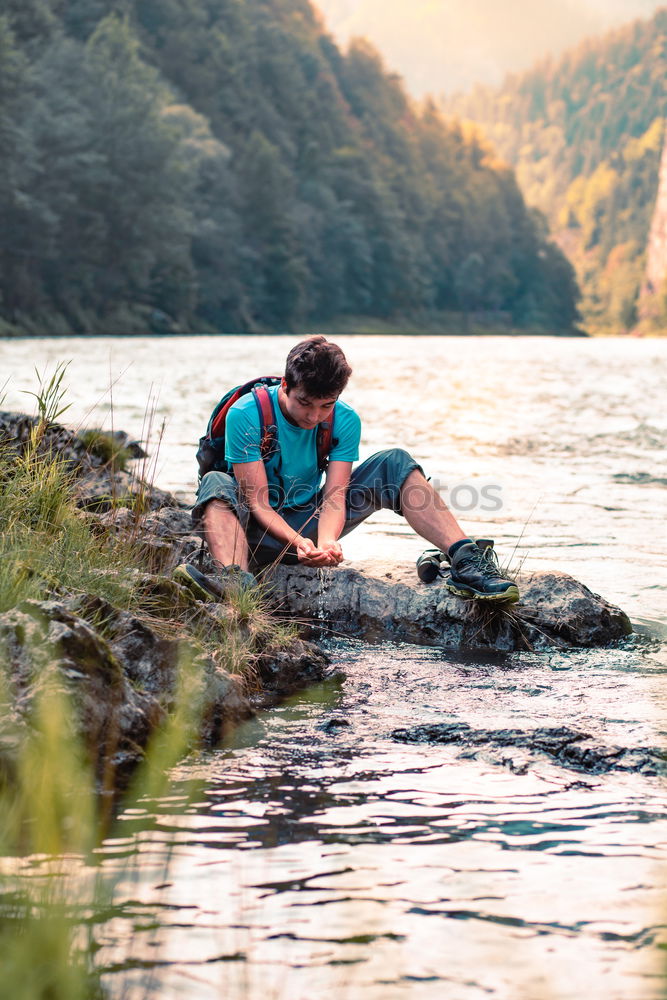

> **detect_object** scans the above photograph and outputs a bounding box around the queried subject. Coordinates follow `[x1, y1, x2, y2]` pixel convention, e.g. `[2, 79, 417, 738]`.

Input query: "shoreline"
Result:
[0, 312, 589, 339]
[0, 328, 592, 339]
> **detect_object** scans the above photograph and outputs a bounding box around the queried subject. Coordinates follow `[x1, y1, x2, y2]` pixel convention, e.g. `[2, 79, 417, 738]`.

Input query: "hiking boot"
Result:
[173, 563, 257, 602]
[445, 540, 519, 603]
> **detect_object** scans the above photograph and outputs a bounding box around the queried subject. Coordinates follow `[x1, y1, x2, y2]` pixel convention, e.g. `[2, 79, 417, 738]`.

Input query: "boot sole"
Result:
[173, 565, 221, 602]
[445, 581, 520, 603]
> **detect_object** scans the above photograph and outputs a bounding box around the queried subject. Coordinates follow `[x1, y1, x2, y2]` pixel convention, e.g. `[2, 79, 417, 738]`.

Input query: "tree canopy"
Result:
[0, 0, 580, 335]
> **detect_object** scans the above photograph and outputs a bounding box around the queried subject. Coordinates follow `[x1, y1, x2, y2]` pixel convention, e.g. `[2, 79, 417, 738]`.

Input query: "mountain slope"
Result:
[314, 0, 663, 95]
[443, 9, 667, 332]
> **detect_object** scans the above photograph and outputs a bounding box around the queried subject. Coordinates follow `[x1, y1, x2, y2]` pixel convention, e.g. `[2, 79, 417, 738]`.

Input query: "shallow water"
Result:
[1, 334, 666, 997]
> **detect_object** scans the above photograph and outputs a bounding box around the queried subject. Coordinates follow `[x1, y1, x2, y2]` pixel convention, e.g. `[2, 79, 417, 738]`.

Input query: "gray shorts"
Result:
[192, 448, 423, 567]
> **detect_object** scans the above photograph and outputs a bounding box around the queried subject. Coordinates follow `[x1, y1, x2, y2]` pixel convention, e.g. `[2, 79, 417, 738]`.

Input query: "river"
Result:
[1, 334, 666, 998]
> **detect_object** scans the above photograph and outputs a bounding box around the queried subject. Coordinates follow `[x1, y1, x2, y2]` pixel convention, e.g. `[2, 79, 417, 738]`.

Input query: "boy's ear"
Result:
[280, 376, 289, 393]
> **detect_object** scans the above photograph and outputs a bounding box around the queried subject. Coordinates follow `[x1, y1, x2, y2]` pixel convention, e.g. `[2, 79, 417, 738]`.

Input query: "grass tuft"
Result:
[78, 429, 133, 472]
[0, 365, 309, 997]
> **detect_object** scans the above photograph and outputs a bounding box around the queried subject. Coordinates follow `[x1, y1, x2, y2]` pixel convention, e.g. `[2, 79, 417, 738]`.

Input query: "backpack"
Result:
[196, 376, 337, 480]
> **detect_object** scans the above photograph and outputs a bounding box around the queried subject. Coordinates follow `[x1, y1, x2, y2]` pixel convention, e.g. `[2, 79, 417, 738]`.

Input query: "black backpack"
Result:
[196, 376, 337, 480]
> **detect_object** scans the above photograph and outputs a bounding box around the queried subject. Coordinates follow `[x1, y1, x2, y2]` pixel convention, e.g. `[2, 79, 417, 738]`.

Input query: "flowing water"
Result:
[1, 335, 666, 998]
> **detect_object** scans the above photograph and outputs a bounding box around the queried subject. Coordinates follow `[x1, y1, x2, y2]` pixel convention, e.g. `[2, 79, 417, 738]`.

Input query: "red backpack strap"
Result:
[316, 405, 337, 473]
[252, 385, 279, 461]
[209, 377, 280, 442]
[209, 385, 244, 439]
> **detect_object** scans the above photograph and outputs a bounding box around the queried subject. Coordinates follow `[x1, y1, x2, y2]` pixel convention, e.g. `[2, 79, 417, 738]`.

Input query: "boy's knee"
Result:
[386, 447, 416, 468]
[375, 448, 421, 486]
[203, 497, 241, 522]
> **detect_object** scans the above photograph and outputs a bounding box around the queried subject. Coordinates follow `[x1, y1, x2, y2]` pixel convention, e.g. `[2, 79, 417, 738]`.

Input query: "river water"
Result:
[1, 335, 666, 998]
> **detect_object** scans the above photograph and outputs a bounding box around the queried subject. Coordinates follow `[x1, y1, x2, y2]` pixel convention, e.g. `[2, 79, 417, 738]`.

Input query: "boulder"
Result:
[0, 596, 249, 785]
[264, 560, 632, 651]
[0, 587, 335, 787]
[391, 722, 666, 777]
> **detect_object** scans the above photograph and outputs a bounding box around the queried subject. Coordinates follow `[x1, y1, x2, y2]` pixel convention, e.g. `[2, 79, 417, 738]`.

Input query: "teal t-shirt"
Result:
[225, 385, 361, 508]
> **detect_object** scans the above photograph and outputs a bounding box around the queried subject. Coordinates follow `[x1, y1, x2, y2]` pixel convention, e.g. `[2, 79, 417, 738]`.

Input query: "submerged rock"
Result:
[391, 721, 666, 776]
[265, 560, 632, 651]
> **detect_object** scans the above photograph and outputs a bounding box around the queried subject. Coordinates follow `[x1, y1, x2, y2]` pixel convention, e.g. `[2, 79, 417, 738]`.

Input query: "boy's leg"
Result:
[192, 472, 252, 569]
[340, 450, 518, 601]
[202, 499, 251, 571]
[340, 448, 426, 536]
[180, 472, 256, 598]
[399, 469, 467, 551]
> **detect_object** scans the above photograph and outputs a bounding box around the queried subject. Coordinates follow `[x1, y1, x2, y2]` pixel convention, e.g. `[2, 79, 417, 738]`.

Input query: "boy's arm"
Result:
[316, 460, 353, 564]
[233, 460, 333, 566]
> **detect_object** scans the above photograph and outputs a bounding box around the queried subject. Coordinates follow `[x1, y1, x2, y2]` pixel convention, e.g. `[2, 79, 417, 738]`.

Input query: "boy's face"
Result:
[280, 378, 337, 429]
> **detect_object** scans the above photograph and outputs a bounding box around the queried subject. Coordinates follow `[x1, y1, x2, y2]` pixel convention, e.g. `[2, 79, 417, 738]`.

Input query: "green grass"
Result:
[78, 429, 133, 472]
[0, 366, 300, 998]
[0, 650, 209, 1000]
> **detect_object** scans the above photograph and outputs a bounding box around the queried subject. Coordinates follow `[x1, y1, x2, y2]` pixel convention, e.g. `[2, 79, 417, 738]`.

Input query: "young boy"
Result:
[177, 336, 518, 602]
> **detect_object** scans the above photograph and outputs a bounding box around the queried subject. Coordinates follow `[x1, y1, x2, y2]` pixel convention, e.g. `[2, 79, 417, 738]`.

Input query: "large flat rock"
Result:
[264, 560, 632, 651]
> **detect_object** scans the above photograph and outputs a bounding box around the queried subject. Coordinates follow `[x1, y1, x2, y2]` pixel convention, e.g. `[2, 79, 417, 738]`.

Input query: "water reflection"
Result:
[95, 637, 667, 999]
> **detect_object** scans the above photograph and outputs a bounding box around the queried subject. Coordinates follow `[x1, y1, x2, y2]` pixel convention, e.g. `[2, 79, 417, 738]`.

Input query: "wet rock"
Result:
[265, 561, 632, 651]
[391, 722, 666, 776]
[0, 597, 250, 785]
[515, 571, 633, 647]
[252, 638, 342, 702]
[319, 717, 351, 732]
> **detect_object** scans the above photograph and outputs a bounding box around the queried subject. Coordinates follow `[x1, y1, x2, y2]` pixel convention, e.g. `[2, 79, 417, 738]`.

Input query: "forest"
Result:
[0, 0, 580, 336]
[444, 9, 666, 333]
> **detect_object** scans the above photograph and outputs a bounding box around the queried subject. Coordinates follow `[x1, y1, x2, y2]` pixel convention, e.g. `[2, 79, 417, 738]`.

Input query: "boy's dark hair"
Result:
[284, 336, 352, 398]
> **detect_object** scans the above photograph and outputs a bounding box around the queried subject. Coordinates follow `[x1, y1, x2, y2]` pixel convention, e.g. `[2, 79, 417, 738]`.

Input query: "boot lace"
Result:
[461, 544, 503, 580]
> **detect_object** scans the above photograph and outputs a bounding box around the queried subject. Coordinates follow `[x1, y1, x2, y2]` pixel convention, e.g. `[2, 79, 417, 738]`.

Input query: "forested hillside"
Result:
[443, 9, 667, 333]
[0, 0, 579, 336]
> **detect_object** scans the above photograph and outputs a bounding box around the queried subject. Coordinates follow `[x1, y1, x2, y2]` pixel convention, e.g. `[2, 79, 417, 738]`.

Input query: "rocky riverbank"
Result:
[0, 411, 333, 788]
[0, 409, 635, 789]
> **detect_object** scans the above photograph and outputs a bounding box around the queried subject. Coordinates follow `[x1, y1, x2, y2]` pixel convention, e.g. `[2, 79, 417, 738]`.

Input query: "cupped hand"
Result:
[317, 540, 344, 566]
[296, 537, 343, 567]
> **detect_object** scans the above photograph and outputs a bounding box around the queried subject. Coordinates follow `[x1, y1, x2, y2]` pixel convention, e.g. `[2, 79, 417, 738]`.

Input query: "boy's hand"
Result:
[296, 537, 329, 566]
[317, 540, 344, 566]
[296, 537, 343, 567]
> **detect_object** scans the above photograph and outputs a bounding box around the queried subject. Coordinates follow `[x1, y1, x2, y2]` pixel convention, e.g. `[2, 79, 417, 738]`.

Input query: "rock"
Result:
[391, 722, 666, 776]
[0, 599, 161, 785]
[75, 468, 177, 513]
[0, 596, 254, 784]
[252, 638, 342, 702]
[265, 560, 632, 651]
[92, 506, 203, 572]
[0, 586, 338, 786]
[0, 410, 176, 513]
[0, 410, 95, 470]
[319, 717, 351, 732]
